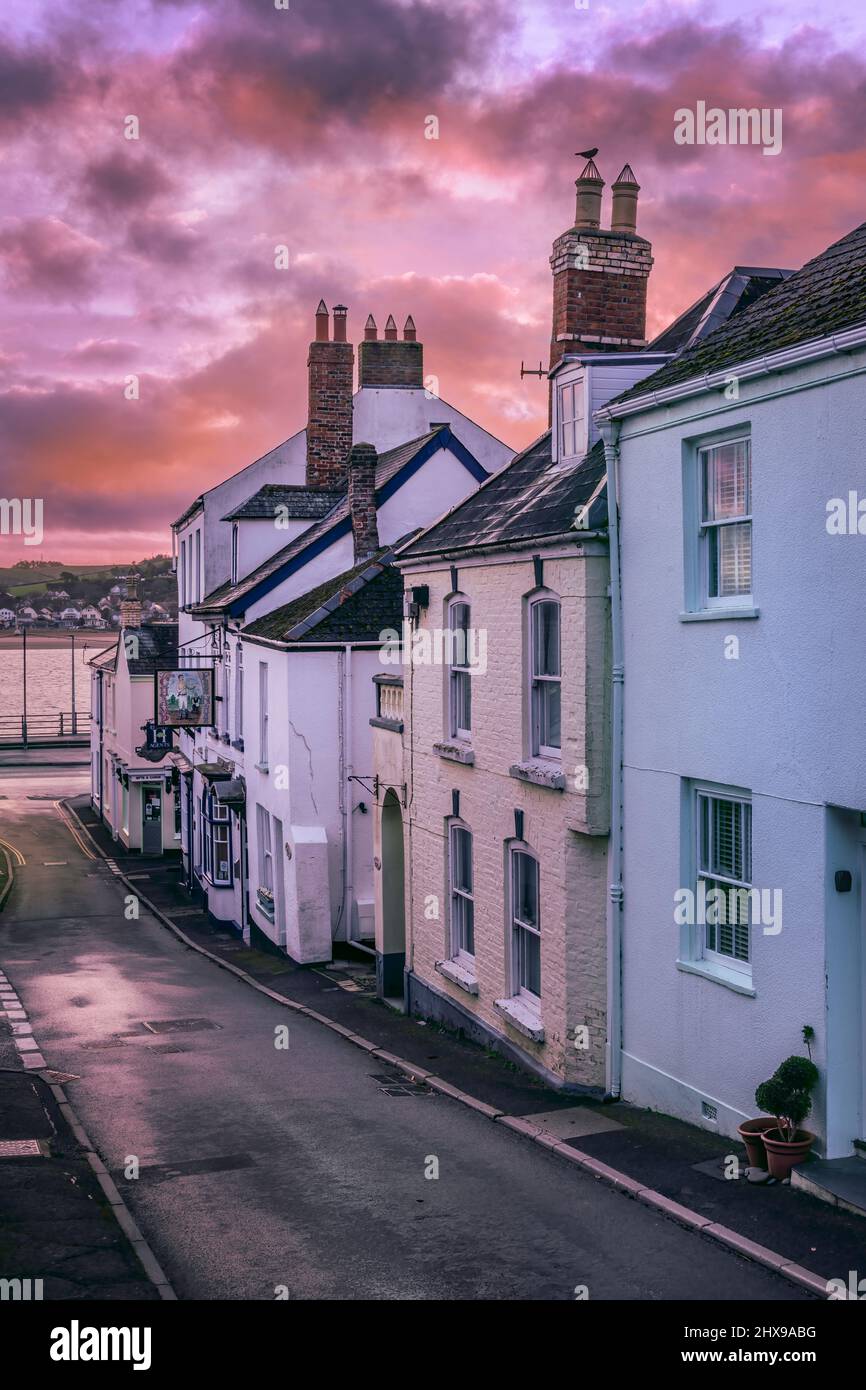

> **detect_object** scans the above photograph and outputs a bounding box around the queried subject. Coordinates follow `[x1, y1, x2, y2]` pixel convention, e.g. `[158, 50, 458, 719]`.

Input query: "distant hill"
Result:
[0, 557, 177, 615]
[0, 557, 173, 595]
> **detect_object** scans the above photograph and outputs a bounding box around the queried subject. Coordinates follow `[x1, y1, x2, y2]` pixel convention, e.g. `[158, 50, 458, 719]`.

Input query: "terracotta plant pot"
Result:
[737, 1117, 778, 1170]
[761, 1128, 815, 1181]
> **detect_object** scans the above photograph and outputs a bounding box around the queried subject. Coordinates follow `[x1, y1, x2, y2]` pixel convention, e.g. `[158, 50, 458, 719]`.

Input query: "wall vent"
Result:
[701, 1101, 718, 1123]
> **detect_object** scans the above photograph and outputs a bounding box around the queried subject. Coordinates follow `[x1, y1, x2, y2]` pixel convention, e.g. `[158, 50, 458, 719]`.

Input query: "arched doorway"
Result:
[379, 790, 406, 1001]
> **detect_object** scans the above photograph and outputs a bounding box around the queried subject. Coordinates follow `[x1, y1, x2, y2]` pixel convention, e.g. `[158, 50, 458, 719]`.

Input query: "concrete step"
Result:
[792, 1156, 866, 1217]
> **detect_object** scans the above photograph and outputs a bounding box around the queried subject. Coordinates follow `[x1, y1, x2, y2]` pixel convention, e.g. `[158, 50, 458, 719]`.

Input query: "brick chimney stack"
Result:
[358, 312, 423, 388]
[549, 158, 653, 375]
[307, 300, 354, 491]
[119, 573, 142, 629]
[348, 442, 379, 562]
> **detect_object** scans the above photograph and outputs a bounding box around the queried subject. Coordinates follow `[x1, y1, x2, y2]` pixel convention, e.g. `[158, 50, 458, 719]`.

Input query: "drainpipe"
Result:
[600, 418, 624, 1100]
[343, 643, 354, 945]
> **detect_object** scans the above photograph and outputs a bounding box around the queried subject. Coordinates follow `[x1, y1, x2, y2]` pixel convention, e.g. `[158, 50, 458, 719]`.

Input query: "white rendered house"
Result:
[595, 222, 866, 1164]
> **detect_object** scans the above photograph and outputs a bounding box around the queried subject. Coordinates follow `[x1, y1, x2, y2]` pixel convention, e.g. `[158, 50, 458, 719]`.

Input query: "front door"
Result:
[142, 785, 163, 855]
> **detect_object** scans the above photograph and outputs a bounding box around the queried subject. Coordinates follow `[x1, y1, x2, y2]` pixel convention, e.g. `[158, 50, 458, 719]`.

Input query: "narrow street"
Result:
[0, 769, 811, 1301]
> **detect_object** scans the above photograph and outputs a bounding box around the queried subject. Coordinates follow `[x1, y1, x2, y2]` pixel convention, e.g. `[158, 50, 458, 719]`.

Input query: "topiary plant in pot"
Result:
[754, 1054, 819, 1179]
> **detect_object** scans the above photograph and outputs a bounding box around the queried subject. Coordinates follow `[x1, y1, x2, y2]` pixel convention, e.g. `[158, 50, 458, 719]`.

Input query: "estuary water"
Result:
[0, 634, 112, 728]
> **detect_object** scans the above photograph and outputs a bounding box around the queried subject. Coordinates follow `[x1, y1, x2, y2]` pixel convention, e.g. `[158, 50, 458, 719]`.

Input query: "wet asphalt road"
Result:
[0, 770, 813, 1301]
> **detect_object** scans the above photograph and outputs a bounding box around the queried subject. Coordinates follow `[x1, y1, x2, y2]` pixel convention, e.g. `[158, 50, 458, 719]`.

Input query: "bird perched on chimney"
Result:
[575, 147, 599, 160]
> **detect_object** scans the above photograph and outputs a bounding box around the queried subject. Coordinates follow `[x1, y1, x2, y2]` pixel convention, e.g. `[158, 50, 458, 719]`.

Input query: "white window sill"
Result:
[679, 607, 759, 623]
[494, 996, 545, 1042]
[433, 740, 475, 766]
[509, 759, 566, 791]
[676, 958, 756, 997]
[435, 958, 479, 996]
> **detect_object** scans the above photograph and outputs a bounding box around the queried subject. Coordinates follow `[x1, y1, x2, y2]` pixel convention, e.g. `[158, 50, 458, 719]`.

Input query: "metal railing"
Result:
[0, 711, 92, 745]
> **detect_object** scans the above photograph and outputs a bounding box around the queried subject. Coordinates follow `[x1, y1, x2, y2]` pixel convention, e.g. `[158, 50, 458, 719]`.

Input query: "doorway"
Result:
[379, 790, 406, 1000]
[141, 785, 163, 855]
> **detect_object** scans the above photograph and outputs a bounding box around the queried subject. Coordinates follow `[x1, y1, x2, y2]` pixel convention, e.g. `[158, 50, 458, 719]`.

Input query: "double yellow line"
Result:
[53, 801, 97, 861]
[0, 834, 25, 867]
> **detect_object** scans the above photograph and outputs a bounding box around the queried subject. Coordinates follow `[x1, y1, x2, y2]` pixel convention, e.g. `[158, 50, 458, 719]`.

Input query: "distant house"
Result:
[89, 623, 181, 855]
[59, 606, 81, 626]
[0, 607, 16, 628]
[80, 605, 103, 627]
[17, 605, 37, 625]
[38, 607, 54, 623]
[98, 597, 113, 612]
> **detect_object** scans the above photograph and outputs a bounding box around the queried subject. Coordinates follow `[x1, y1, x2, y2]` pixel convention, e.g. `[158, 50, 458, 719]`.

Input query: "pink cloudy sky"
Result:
[1, 0, 865, 564]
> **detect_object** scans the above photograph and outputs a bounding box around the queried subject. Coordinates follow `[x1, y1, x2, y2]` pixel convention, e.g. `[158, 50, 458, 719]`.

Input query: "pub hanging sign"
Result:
[155, 668, 215, 727]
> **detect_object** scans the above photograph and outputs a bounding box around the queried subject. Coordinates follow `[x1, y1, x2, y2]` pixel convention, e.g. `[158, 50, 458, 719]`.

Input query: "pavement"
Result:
[0, 772, 856, 1300]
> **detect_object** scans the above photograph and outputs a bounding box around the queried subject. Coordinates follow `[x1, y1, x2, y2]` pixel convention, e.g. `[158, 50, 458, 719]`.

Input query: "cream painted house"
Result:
[387, 438, 611, 1089]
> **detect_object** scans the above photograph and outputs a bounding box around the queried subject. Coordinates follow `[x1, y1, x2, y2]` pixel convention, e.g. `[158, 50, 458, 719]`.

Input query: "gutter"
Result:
[395, 529, 606, 569]
[594, 321, 866, 425]
[599, 420, 624, 1101]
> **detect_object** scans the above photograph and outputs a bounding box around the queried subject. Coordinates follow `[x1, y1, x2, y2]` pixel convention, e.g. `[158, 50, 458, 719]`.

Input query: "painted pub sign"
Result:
[155, 668, 214, 727]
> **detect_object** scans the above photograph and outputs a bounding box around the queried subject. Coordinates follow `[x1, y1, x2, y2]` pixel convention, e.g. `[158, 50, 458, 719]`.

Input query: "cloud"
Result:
[82, 151, 174, 212]
[67, 338, 141, 366]
[0, 38, 64, 125]
[127, 212, 201, 265]
[0, 217, 102, 298]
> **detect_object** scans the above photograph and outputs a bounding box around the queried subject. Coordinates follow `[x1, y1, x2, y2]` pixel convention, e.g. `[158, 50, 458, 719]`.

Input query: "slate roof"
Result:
[125, 623, 179, 674]
[172, 495, 204, 530]
[191, 425, 483, 617]
[87, 643, 119, 672]
[648, 267, 794, 354]
[398, 435, 607, 559]
[222, 485, 341, 522]
[609, 222, 866, 410]
[242, 545, 409, 646]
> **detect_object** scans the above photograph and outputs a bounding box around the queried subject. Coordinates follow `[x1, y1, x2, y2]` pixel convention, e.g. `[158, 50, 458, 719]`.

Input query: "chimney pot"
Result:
[574, 156, 604, 230]
[364, 314, 378, 341]
[611, 164, 640, 234]
[332, 304, 348, 343]
[403, 315, 416, 342]
[315, 299, 329, 341]
[384, 314, 398, 341]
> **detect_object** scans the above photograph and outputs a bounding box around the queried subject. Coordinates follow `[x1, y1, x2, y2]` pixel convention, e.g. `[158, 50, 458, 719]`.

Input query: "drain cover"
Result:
[0, 1139, 45, 1158]
[80, 1037, 128, 1049]
[142, 1017, 221, 1034]
[370, 1071, 434, 1097]
[149, 1044, 189, 1054]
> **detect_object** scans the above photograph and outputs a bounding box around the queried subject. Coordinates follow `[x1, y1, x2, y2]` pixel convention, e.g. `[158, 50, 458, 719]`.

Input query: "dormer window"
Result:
[558, 377, 585, 459]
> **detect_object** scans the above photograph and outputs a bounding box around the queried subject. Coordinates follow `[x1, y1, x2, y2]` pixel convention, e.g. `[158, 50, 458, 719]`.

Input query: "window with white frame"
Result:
[235, 643, 244, 743]
[195, 528, 202, 603]
[256, 803, 274, 917]
[559, 378, 584, 459]
[231, 524, 239, 585]
[448, 823, 474, 960]
[448, 597, 472, 740]
[530, 597, 561, 757]
[700, 438, 751, 604]
[201, 787, 232, 886]
[258, 660, 269, 767]
[697, 789, 752, 970]
[510, 848, 541, 1000]
[180, 538, 187, 607]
